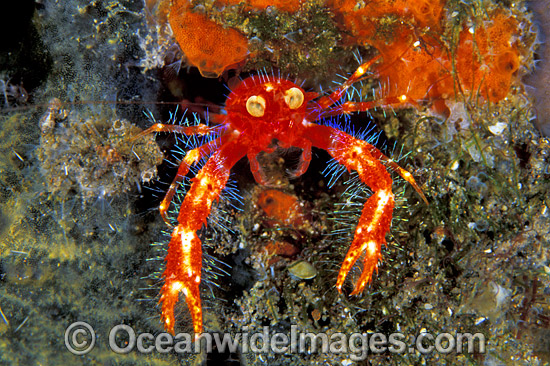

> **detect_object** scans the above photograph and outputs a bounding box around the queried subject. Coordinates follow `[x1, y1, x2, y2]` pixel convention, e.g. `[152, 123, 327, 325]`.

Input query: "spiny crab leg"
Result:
[305, 123, 408, 294]
[129, 122, 214, 142]
[160, 138, 246, 336]
[370, 149, 428, 205]
[307, 55, 419, 120]
[321, 95, 420, 117]
[132, 121, 228, 223]
[313, 55, 381, 112]
[159, 137, 221, 224]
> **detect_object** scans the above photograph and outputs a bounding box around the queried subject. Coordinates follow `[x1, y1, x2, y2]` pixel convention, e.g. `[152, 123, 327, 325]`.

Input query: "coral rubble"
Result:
[37, 98, 163, 204]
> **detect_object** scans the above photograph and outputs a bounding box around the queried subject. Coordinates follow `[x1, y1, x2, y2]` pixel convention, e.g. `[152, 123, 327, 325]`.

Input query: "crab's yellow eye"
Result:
[284, 87, 304, 109]
[246, 95, 266, 117]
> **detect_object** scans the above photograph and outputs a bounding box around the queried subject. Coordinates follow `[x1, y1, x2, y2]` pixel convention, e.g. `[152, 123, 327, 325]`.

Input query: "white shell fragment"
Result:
[488, 122, 507, 135]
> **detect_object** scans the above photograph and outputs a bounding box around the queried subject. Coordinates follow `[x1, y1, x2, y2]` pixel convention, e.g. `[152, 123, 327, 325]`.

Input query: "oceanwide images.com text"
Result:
[65, 322, 485, 360]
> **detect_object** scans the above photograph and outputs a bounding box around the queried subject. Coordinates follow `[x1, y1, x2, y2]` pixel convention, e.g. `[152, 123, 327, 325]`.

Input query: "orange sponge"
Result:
[168, 0, 249, 77]
[330, 1, 519, 107]
[257, 189, 307, 227]
[329, 0, 445, 46]
[373, 30, 453, 103]
[455, 11, 520, 102]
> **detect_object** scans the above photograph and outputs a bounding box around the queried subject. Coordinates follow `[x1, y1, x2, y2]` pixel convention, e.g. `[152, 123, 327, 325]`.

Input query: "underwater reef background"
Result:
[0, 0, 549, 365]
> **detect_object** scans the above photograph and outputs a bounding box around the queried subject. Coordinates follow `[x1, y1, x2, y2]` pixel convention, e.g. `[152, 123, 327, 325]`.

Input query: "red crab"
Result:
[133, 57, 427, 336]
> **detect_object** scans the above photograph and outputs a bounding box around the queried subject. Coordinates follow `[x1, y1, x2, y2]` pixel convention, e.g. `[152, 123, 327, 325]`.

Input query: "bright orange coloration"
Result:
[374, 31, 452, 103]
[329, 0, 445, 41]
[454, 11, 520, 102]
[263, 241, 300, 263]
[330, 0, 520, 107]
[373, 12, 520, 105]
[257, 189, 306, 227]
[168, 0, 249, 77]
[329, 0, 449, 104]
[135, 60, 427, 336]
[163, 0, 519, 105]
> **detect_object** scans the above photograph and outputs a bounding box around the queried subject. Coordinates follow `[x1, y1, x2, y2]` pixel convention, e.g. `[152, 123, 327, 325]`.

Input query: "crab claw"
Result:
[335, 187, 394, 294]
[304, 125, 397, 294]
[329, 134, 395, 294]
[158, 139, 246, 336]
[160, 225, 203, 335]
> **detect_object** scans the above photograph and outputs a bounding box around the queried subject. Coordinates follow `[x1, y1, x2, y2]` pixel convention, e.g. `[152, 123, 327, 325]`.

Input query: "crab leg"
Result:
[321, 95, 420, 117]
[313, 56, 381, 111]
[288, 144, 312, 178]
[247, 145, 277, 185]
[369, 149, 428, 205]
[160, 138, 246, 336]
[130, 123, 214, 142]
[305, 124, 396, 294]
[131, 122, 221, 222]
[159, 138, 221, 223]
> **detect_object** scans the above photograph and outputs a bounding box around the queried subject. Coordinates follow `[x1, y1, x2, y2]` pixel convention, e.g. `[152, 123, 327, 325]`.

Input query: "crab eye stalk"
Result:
[284, 87, 304, 109]
[246, 95, 266, 117]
